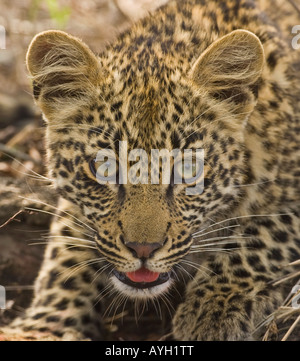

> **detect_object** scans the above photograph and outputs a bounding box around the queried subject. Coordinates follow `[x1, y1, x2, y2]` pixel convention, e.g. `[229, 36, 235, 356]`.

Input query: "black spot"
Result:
[212, 311, 222, 321]
[217, 276, 229, 284]
[74, 299, 85, 308]
[53, 331, 63, 337]
[61, 277, 78, 290]
[86, 115, 94, 123]
[280, 214, 292, 225]
[246, 238, 266, 249]
[64, 317, 77, 327]
[244, 300, 253, 317]
[267, 51, 278, 70]
[38, 327, 50, 333]
[193, 300, 200, 308]
[82, 271, 92, 284]
[47, 270, 59, 289]
[230, 254, 243, 266]
[288, 247, 300, 262]
[170, 131, 181, 149]
[228, 294, 243, 303]
[59, 170, 69, 178]
[118, 184, 126, 204]
[233, 268, 251, 278]
[55, 298, 69, 311]
[246, 254, 260, 267]
[62, 259, 76, 269]
[111, 101, 123, 112]
[174, 103, 183, 115]
[46, 315, 61, 323]
[274, 231, 288, 243]
[64, 185, 73, 193]
[97, 140, 111, 149]
[220, 286, 231, 293]
[81, 314, 91, 325]
[62, 159, 74, 173]
[244, 226, 259, 236]
[42, 294, 55, 307]
[50, 248, 59, 260]
[32, 312, 47, 320]
[257, 289, 269, 297]
[196, 289, 205, 297]
[239, 321, 249, 333]
[218, 300, 224, 308]
[238, 282, 250, 289]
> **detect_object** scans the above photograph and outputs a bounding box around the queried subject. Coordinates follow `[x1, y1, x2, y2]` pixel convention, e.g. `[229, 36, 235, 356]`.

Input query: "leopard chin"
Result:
[111, 269, 173, 299]
[110, 275, 173, 300]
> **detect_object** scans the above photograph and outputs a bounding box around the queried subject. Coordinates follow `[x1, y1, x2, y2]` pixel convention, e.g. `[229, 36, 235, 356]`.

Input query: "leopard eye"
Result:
[89, 157, 117, 183]
[174, 158, 203, 184]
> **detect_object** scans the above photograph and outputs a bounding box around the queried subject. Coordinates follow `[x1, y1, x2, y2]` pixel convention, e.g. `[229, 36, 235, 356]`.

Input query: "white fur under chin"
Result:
[111, 275, 173, 299]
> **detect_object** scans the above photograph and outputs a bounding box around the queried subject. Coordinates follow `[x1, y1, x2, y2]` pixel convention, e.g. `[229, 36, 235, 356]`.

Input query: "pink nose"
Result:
[125, 242, 162, 258]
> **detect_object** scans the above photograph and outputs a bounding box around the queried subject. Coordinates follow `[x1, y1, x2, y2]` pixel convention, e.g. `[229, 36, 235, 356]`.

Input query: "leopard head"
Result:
[26, 28, 264, 298]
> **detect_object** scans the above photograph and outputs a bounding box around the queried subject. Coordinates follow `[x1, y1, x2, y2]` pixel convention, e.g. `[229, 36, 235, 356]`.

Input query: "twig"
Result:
[272, 270, 300, 286]
[0, 210, 23, 229]
[281, 315, 300, 341]
[4, 285, 34, 291]
[0, 143, 41, 165]
[288, 0, 300, 16]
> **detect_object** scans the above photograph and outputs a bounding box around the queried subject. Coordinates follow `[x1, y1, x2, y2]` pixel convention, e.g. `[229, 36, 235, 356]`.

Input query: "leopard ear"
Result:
[191, 30, 264, 114]
[26, 30, 100, 120]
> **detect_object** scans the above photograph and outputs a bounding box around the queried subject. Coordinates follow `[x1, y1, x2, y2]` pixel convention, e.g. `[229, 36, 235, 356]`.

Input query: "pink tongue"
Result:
[126, 267, 160, 283]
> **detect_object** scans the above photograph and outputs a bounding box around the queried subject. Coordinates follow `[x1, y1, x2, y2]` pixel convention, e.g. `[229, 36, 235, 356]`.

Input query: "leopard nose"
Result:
[125, 242, 162, 259]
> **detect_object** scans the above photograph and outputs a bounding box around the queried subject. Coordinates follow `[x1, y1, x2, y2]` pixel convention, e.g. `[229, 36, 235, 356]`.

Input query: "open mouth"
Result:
[113, 267, 171, 289]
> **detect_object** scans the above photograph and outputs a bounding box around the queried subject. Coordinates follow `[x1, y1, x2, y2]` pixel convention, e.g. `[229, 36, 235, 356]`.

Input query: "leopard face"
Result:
[26, 18, 264, 298]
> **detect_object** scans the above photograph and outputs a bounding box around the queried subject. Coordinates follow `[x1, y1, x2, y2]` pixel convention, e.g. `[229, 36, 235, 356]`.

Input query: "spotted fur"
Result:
[4, 0, 300, 340]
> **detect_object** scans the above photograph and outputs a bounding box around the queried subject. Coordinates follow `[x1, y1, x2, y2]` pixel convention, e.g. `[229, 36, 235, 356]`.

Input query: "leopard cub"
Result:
[3, 0, 300, 340]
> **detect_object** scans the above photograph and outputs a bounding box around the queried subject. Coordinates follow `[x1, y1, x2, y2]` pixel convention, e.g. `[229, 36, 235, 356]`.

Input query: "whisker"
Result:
[29, 240, 96, 248]
[47, 235, 96, 245]
[92, 281, 115, 311]
[182, 92, 249, 137]
[0, 151, 52, 181]
[60, 259, 105, 281]
[232, 178, 277, 188]
[24, 206, 94, 239]
[192, 213, 291, 236]
[160, 293, 174, 319]
[91, 263, 112, 284]
[180, 259, 213, 277]
[21, 196, 97, 233]
[192, 224, 241, 238]
[193, 235, 250, 243]
[150, 297, 162, 320]
[191, 239, 243, 248]
[174, 263, 194, 281]
[189, 247, 241, 255]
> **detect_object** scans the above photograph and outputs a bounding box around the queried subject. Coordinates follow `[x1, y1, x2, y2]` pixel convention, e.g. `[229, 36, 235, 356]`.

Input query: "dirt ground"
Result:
[0, 0, 299, 341]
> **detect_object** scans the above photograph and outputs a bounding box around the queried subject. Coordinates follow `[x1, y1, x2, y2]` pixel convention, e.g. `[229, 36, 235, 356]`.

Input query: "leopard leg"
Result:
[173, 213, 300, 340]
[3, 213, 107, 340]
